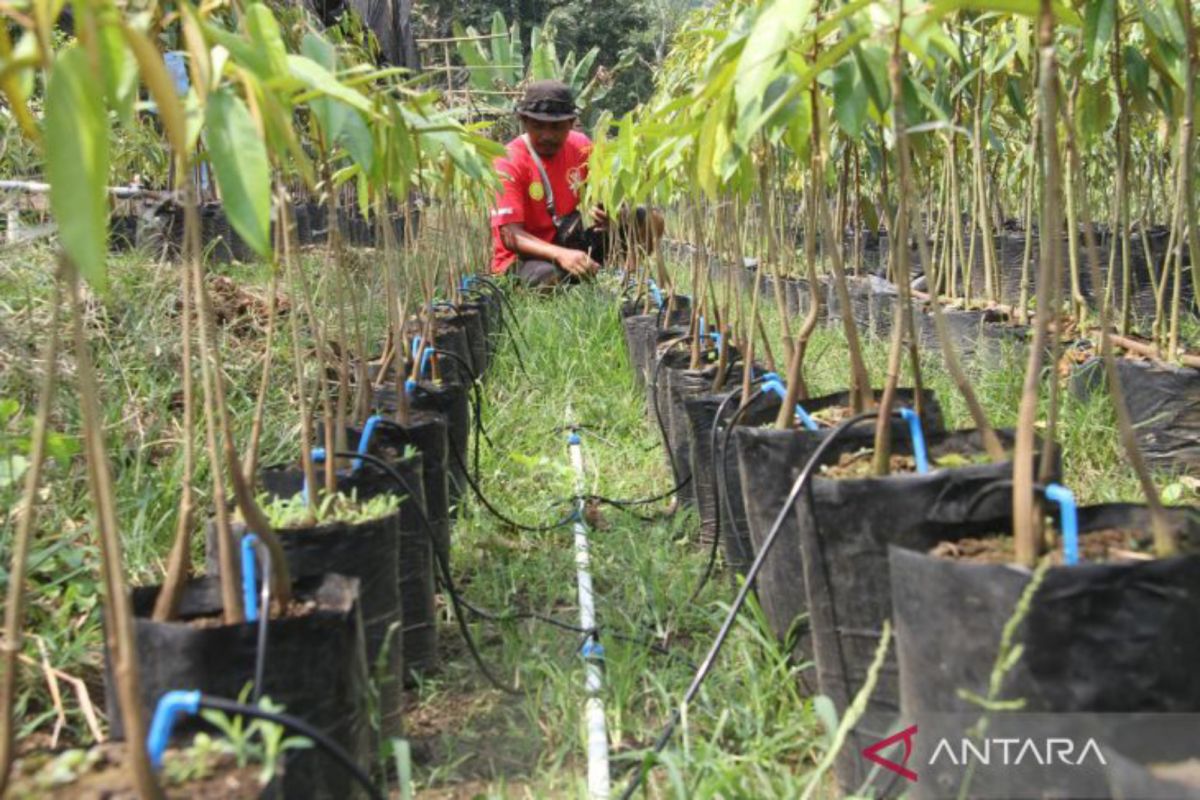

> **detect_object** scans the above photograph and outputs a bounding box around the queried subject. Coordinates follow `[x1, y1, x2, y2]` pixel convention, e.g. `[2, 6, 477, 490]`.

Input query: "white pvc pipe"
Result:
[568, 428, 610, 799]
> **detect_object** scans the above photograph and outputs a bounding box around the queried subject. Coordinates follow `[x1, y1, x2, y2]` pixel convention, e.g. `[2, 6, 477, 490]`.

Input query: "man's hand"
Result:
[591, 206, 610, 230]
[556, 247, 599, 278]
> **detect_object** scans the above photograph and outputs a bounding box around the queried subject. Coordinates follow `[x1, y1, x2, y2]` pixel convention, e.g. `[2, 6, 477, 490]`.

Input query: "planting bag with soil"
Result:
[673, 358, 757, 548]
[795, 427, 1037, 794]
[344, 415, 452, 568]
[207, 511, 405, 737]
[890, 503, 1200, 714]
[1073, 358, 1200, 474]
[257, 459, 439, 679]
[889, 503, 1200, 800]
[620, 295, 691, 390]
[107, 573, 371, 800]
[734, 389, 944, 661]
[667, 350, 748, 520]
[406, 319, 473, 386]
[651, 346, 707, 508]
[376, 381, 470, 504]
[688, 389, 781, 578]
[452, 304, 489, 379]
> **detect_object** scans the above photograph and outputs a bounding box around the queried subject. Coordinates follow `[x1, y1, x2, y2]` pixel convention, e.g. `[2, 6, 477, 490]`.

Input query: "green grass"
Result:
[1, 246, 1194, 798]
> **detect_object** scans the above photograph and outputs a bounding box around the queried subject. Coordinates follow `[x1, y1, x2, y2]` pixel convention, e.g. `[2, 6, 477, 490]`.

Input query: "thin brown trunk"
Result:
[67, 262, 164, 799]
[1014, 0, 1061, 567]
[0, 278, 62, 795]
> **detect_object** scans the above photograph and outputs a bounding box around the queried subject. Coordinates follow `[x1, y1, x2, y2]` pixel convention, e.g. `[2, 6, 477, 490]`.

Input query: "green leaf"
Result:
[854, 44, 891, 114]
[46, 46, 109, 291]
[245, 2, 289, 78]
[734, 0, 814, 131]
[1125, 45, 1149, 105]
[337, 107, 375, 172]
[1083, 0, 1115, 65]
[205, 87, 271, 258]
[924, 0, 1081, 27]
[832, 60, 868, 139]
[287, 55, 374, 116]
[98, 23, 136, 126]
[0, 454, 29, 489]
[530, 30, 558, 80]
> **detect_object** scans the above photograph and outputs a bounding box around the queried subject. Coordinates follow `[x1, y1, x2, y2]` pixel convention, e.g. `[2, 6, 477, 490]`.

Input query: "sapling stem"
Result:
[1066, 94, 1176, 557]
[66, 262, 163, 800]
[0, 277, 62, 796]
[153, 206, 198, 622]
[1013, 0, 1062, 567]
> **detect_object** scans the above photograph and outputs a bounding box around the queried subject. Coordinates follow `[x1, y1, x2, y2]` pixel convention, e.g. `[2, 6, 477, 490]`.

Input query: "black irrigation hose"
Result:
[580, 496, 665, 523]
[341, 451, 521, 695]
[197, 694, 383, 800]
[687, 381, 758, 604]
[617, 412, 882, 800]
[428, 348, 492, 480]
[446, 440, 579, 533]
[345, 452, 694, 689]
[469, 279, 533, 381]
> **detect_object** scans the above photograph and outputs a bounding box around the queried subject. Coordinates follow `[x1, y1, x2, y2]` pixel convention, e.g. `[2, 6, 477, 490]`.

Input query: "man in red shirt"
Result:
[490, 80, 608, 287]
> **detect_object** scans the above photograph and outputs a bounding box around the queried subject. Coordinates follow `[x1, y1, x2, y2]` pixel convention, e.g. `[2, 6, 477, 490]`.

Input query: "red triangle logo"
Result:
[861, 724, 919, 782]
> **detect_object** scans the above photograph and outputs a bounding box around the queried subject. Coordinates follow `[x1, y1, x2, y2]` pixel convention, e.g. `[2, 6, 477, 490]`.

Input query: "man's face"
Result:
[521, 116, 574, 158]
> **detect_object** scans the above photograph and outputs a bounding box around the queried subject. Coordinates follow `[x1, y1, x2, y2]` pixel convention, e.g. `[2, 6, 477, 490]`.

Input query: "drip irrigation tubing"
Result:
[445, 439, 579, 533]
[345, 452, 694, 689]
[617, 412, 882, 800]
[465, 279, 533, 381]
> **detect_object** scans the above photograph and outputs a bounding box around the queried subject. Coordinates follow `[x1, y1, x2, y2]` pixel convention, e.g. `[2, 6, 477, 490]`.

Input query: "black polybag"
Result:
[107, 573, 372, 800]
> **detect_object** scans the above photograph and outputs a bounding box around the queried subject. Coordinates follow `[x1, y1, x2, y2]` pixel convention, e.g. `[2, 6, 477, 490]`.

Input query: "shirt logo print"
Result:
[529, 182, 545, 201]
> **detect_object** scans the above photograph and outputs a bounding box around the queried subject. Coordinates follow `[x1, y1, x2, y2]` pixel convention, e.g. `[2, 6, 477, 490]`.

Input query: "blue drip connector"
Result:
[240, 534, 261, 622]
[404, 378, 417, 396]
[761, 379, 820, 431]
[354, 415, 382, 471]
[460, 275, 478, 292]
[418, 346, 434, 378]
[581, 639, 605, 661]
[146, 690, 201, 769]
[898, 408, 930, 474]
[567, 432, 581, 446]
[410, 335, 423, 362]
[301, 447, 328, 506]
[648, 279, 664, 309]
[1045, 483, 1079, 565]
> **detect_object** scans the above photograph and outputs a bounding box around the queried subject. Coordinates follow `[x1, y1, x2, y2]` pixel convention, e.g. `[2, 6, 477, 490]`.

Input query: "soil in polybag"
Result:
[257, 459, 438, 680]
[733, 388, 944, 670]
[796, 427, 1037, 794]
[889, 502, 1200, 800]
[107, 573, 372, 800]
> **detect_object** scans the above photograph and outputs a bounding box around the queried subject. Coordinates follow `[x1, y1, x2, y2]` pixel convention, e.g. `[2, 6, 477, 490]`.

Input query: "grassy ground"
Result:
[1, 246, 1195, 797]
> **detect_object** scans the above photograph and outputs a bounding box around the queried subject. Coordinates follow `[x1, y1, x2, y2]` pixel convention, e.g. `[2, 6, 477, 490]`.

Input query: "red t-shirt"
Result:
[489, 130, 591, 274]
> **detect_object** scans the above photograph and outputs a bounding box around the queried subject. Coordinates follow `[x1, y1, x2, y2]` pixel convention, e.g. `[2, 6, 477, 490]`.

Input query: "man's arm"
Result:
[500, 222, 598, 277]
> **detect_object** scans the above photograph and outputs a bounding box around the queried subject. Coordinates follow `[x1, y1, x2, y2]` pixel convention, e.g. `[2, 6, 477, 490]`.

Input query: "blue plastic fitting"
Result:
[567, 432, 581, 446]
[418, 346, 434, 378]
[648, 279, 664, 309]
[1044, 483, 1079, 565]
[240, 534, 261, 623]
[460, 275, 478, 292]
[146, 690, 201, 769]
[581, 639, 605, 661]
[899, 408, 930, 474]
[404, 378, 417, 396]
[760, 380, 819, 431]
[410, 335, 423, 362]
[354, 415, 382, 471]
[760, 371, 781, 385]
